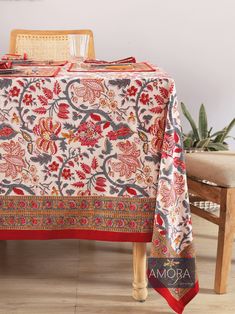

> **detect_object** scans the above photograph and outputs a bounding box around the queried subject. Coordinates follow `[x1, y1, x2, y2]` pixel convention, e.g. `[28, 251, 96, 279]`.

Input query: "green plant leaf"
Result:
[213, 127, 226, 143]
[219, 118, 235, 143]
[208, 127, 213, 136]
[183, 137, 193, 149]
[181, 102, 200, 141]
[198, 104, 208, 139]
[207, 142, 229, 151]
[210, 130, 225, 138]
[196, 138, 210, 148]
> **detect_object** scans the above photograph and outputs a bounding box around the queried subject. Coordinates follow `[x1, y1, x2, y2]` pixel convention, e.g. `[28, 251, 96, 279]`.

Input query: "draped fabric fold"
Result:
[150, 83, 199, 312]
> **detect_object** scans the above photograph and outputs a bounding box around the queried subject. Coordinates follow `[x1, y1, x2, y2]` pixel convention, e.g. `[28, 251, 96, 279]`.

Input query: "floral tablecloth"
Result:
[0, 65, 199, 313]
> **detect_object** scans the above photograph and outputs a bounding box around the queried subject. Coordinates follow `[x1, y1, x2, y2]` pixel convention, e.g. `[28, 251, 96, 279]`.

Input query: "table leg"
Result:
[132, 242, 148, 302]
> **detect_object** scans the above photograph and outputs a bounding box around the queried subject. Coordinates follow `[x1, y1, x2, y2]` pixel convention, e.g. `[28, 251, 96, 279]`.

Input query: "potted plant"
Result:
[181, 102, 235, 152]
[181, 102, 235, 213]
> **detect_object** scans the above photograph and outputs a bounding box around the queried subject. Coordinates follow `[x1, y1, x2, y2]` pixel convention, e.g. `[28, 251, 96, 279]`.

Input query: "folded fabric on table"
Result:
[2, 53, 28, 60]
[84, 56, 136, 65]
[0, 60, 12, 69]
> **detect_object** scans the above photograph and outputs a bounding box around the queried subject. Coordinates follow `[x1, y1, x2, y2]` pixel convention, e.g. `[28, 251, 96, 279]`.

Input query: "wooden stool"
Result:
[186, 151, 235, 294]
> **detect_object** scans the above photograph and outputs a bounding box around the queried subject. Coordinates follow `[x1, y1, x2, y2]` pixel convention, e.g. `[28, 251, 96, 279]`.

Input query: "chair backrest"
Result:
[9, 29, 95, 60]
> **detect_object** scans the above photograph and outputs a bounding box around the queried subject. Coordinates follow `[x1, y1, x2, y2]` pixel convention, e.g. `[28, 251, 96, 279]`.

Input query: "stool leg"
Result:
[214, 189, 235, 294]
[132, 243, 148, 302]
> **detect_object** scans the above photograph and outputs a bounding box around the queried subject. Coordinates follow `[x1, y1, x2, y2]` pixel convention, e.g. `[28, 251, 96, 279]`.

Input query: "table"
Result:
[0, 64, 199, 313]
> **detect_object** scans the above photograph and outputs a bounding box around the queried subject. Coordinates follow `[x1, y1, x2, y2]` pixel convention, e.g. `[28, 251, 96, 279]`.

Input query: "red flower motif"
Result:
[94, 200, 103, 208]
[140, 93, 150, 105]
[149, 118, 165, 152]
[118, 202, 125, 210]
[161, 245, 168, 254]
[62, 168, 72, 179]
[111, 141, 140, 179]
[0, 125, 15, 138]
[162, 133, 175, 157]
[117, 219, 124, 227]
[49, 161, 59, 172]
[76, 121, 102, 147]
[58, 103, 69, 119]
[154, 239, 160, 247]
[0, 140, 26, 179]
[23, 94, 33, 106]
[69, 201, 76, 208]
[68, 217, 76, 225]
[107, 126, 131, 140]
[106, 201, 113, 209]
[33, 117, 61, 155]
[80, 217, 88, 225]
[173, 157, 186, 171]
[106, 219, 113, 227]
[32, 218, 38, 225]
[174, 173, 185, 196]
[81, 200, 88, 209]
[130, 204, 137, 211]
[129, 220, 137, 228]
[127, 86, 138, 97]
[95, 217, 102, 225]
[9, 86, 20, 97]
[73, 79, 104, 104]
[18, 201, 26, 208]
[21, 217, 26, 225]
[57, 217, 64, 225]
[57, 201, 64, 209]
[31, 201, 38, 209]
[159, 181, 175, 208]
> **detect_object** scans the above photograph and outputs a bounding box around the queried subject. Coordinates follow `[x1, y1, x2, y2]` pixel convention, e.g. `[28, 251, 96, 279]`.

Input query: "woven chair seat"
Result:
[186, 151, 235, 187]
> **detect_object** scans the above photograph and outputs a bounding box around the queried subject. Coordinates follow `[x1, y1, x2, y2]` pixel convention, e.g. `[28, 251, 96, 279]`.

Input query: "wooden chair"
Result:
[186, 151, 235, 294]
[9, 29, 95, 60]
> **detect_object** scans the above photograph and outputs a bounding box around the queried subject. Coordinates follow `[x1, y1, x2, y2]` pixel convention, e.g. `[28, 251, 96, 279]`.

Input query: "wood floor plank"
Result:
[0, 215, 234, 313]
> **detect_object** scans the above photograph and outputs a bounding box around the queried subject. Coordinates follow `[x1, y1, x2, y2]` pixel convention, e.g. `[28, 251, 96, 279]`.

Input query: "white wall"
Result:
[0, 0, 235, 147]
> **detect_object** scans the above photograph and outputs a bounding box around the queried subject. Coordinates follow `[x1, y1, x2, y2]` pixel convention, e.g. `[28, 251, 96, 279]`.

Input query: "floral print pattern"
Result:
[33, 117, 61, 155]
[149, 118, 165, 152]
[76, 121, 102, 147]
[0, 141, 26, 179]
[72, 79, 104, 104]
[0, 66, 197, 312]
[0, 69, 192, 247]
[110, 141, 140, 179]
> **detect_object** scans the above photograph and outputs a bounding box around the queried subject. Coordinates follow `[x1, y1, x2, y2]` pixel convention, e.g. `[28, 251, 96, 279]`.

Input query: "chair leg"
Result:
[214, 189, 235, 294]
[132, 242, 148, 302]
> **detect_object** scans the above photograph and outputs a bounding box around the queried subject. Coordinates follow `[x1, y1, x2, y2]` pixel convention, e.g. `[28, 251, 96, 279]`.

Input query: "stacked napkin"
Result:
[84, 56, 136, 65]
[0, 60, 12, 69]
[2, 53, 28, 61]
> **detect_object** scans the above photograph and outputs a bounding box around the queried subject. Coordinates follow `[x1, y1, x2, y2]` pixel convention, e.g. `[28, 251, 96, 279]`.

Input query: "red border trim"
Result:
[0, 229, 152, 242]
[154, 281, 199, 314]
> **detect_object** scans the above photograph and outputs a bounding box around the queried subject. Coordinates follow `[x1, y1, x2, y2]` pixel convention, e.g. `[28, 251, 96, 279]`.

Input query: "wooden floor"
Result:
[0, 214, 234, 314]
